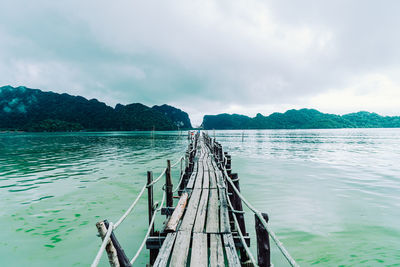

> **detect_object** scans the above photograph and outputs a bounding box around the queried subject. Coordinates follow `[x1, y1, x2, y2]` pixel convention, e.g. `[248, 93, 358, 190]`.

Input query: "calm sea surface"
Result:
[0, 129, 399, 266]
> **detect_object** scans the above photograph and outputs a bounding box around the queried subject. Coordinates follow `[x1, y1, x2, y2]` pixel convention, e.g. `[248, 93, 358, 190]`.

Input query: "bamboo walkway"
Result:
[152, 136, 241, 266]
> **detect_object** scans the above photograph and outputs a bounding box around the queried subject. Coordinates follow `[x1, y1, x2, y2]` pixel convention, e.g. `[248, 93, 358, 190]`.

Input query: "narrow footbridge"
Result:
[92, 132, 299, 267]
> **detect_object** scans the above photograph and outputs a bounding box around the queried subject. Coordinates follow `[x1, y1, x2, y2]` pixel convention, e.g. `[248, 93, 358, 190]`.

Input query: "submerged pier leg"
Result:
[228, 173, 250, 263]
[255, 213, 271, 267]
[147, 171, 158, 265]
[166, 160, 173, 209]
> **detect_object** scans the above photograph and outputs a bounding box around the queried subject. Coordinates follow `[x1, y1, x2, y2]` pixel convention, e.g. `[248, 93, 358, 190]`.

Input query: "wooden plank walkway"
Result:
[94, 131, 295, 267]
[153, 136, 241, 267]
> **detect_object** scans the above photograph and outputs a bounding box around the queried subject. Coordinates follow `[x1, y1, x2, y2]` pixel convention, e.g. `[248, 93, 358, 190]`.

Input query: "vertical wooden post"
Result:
[166, 160, 173, 208]
[232, 178, 246, 235]
[96, 221, 119, 267]
[227, 173, 236, 229]
[219, 146, 223, 165]
[147, 171, 154, 235]
[255, 213, 271, 267]
[104, 220, 132, 267]
[147, 171, 158, 265]
[229, 173, 249, 263]
[226, 155, 232, 175]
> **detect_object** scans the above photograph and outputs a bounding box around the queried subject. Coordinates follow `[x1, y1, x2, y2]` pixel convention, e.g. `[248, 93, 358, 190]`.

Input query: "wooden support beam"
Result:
[226, 155, 232, 175]
[166, 160, 173, 208]
[147, 171, 154, 235]
[232, 178, 247, 235]
[103, 220, 131, 267]
[147, 171, 158, 265]
[96, 221, 120, 267]
[228, 173, 249, 263]
[161, 207, 175, 215]
[255, 213, 271, 267]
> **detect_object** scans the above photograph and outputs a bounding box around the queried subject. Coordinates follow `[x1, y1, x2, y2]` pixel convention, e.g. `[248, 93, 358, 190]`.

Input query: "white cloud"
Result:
[309, 73, 400, 116]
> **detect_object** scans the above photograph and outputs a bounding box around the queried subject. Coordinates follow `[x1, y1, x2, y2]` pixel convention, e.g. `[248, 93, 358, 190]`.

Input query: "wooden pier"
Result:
[92, 132, 298, 267]
[148, 132, 251, 266]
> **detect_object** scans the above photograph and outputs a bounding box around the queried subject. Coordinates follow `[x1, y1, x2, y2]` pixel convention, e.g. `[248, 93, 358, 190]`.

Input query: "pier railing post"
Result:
[226, 155, 232, 175]
[255, 213, 271, 267]
[147, 171, 159, 265]
[219, 145, 223, 164]
[228, 172, 249, 263]
[166, 160, 173, 209]
[147, 171, 154, 235]
[96, 221, 119, 267]
[104, 220, 132, 267]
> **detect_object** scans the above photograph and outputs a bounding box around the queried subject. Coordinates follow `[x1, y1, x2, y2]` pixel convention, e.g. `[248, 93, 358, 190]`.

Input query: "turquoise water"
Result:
[1, 129, 399, 266]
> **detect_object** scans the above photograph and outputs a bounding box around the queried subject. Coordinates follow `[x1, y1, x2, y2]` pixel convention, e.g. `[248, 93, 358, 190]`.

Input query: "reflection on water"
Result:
[0, 129, 399, 266]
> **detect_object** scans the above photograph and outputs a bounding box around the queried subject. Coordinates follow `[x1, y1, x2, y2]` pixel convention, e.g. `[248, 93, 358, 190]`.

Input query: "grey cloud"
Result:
[1, 0, 400, 125]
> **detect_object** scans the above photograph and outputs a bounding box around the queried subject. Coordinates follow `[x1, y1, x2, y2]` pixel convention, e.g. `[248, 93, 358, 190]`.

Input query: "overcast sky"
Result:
[1, 1, 400, 126]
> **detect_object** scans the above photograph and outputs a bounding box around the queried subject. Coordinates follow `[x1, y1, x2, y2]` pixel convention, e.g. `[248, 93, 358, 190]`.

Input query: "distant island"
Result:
[0, 85, 191, 131]
[202, 109, 400, 129]
[2, 85, 399, 132]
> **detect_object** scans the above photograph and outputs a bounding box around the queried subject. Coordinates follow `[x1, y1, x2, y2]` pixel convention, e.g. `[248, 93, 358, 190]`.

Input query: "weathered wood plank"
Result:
[206, 189, 219, 233]
[223, 233, 241, 267]
[194, 161, 204, 189]
[165, 192, 188, 232]
[193, 189, 209, 233]
[186, 171, 197, 189]
[153, 232, 177, 267]
[211, 159, 218, 172]
[179, 188, 202, 231]
[202, 163, 210, 189]
[203, 154, 210, 172]
[190, 233, 208, 267]
[209, 234, 225, 267]
[208, 162, 217, 189]
[169, 231, 191, 266]
[219, 188, 230, 233]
